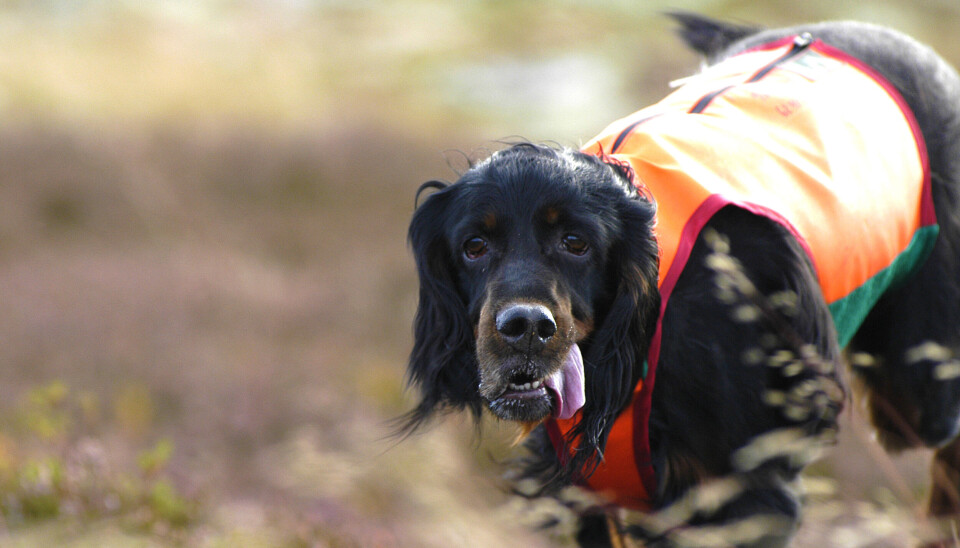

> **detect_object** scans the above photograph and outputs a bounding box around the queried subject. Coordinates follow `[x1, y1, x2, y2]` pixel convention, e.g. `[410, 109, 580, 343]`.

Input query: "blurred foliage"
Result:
[0, 382, 200, 542]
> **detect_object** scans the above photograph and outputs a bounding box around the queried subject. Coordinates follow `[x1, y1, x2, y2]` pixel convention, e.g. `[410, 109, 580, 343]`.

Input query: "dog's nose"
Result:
[496, 304, 557, 352]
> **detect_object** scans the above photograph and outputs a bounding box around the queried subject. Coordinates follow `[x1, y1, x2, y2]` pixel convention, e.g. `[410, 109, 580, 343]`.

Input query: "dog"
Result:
[402, 13, 960, 546]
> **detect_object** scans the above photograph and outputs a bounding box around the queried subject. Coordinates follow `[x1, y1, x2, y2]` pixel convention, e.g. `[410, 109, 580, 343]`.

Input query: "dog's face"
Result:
[457, 156, 611, 423]
[405, 144, 660, 469]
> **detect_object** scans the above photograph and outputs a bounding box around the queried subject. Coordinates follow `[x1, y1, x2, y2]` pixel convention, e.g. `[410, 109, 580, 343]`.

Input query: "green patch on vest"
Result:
[829, 224, 939, 348]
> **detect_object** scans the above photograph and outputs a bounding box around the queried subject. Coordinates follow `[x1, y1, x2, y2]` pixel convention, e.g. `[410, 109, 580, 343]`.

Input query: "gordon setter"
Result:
[403, 14, 960, 546]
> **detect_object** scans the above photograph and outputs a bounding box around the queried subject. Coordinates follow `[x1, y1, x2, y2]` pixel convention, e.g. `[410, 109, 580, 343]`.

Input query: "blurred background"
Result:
[0, 1, 958, 546]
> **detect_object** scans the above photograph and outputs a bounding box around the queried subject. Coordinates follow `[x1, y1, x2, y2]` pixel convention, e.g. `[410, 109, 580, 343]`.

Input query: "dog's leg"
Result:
[844, 58, 960, 531]
[847, 167, 960, 546]
[647, 207, 843, 546]
[574, 511, 641, 548]
[811, 14, 960, 528]
[931, 435, 960, 514]
[575, 512, 615, 548]
[847, 229, 960, 451]
[929, 436, 960, 543]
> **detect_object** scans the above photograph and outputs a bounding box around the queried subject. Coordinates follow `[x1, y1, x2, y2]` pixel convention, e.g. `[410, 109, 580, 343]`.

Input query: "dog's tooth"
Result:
[507, 381, 545, 392]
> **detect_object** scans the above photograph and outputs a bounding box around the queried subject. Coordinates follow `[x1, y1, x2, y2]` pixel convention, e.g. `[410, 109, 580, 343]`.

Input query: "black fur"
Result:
[402, 13, 960, 547]
[687, 17, 960, 453]
[666, 11, 760, 61]
[402, 180, 482, 430]
[406, 144, 660, 481]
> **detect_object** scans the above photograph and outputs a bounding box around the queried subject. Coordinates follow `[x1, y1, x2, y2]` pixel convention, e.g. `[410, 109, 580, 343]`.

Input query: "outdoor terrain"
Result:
[1, 1, 959, 546]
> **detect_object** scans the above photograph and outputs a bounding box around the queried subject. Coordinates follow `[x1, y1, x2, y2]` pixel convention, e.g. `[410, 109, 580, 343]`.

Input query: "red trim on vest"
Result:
[549, 36, 933, 509]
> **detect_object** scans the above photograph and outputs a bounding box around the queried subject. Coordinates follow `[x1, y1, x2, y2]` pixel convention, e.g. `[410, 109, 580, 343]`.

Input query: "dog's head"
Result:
[403, 143, 660, 478]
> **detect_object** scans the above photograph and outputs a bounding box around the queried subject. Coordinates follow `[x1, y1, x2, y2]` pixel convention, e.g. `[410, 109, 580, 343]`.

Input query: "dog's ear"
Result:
[568, 188, 660, 480]
[401, 181, 482, 433]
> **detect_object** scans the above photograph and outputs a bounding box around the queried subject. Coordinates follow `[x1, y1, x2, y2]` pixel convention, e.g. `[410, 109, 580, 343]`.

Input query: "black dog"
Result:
[403, 14, 960, 546]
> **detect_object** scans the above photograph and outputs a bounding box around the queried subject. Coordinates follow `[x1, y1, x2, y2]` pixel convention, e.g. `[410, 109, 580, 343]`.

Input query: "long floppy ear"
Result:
[400, 181, 482, 433]
[567, 185, 660, 481]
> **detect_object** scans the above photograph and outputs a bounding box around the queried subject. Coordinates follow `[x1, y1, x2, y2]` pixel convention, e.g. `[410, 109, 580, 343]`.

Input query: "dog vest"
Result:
[547, 35, 936, 509]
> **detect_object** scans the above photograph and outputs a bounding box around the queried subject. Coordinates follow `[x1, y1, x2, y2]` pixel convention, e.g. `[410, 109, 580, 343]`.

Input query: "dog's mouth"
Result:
[505, 375, 547, 396]
[486, 344, 585, 422]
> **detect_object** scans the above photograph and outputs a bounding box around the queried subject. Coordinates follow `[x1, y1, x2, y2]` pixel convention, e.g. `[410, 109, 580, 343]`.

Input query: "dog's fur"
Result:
[403, 14, 960, 546]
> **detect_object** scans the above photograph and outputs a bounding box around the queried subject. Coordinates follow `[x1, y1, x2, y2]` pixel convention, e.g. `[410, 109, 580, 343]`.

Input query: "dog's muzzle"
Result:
[495, 303, 557, 354]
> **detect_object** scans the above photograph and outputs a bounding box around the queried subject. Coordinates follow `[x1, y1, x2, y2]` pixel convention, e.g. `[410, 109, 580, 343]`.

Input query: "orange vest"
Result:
[548, 36, 935, 509]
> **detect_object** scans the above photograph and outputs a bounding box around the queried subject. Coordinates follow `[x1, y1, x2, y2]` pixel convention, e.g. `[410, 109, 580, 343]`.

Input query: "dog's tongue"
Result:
[544, 344, 585, 420]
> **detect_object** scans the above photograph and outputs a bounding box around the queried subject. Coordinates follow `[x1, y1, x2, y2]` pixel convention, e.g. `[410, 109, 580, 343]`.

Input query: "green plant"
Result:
[0, 381, 201, 538]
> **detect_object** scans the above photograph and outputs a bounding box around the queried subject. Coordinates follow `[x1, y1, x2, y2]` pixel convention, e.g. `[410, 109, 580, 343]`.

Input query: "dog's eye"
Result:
[463, 237, 488, 260]
[561, 234, 589, 256]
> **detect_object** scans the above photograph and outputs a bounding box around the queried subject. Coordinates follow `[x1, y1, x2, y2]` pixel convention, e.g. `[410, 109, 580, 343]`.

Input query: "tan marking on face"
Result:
[514, 420, 545, 445]
[548, 288, 593, 343]
[474, 282, 583, 413]
[475, 289, 507, 399]
[574, 318, 595, 342]
[483, 211, 497, 231]
[544, 207, 559, 225]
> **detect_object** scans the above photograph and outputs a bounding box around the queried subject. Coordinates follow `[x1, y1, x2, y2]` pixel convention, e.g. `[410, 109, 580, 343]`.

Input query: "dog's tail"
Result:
[667, 12, 762, 58]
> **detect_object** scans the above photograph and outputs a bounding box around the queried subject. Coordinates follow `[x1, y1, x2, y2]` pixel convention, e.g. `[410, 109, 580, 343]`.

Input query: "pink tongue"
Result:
[544, 344, 585, 420]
